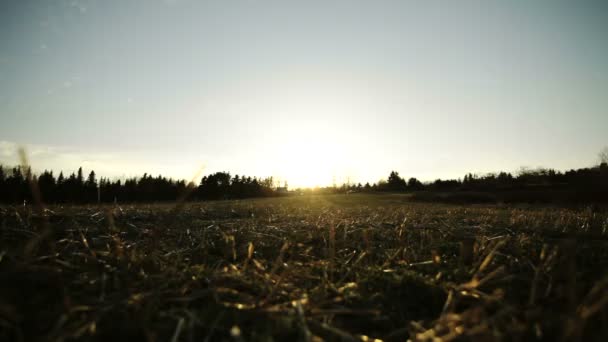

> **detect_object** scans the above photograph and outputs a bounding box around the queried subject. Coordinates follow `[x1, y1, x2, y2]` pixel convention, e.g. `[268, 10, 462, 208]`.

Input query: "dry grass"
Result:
[1, 194, 608, 341]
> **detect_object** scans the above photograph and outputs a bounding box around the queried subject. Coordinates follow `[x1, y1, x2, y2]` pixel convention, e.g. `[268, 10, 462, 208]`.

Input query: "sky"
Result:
[1, 0, 607, 188]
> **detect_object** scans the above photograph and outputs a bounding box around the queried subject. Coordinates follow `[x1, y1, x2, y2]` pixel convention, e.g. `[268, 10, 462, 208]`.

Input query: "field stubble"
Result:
[1, 194, 608, 341]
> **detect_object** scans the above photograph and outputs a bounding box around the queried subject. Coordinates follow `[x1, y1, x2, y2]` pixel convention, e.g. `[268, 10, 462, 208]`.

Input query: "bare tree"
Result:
[600, 147, 608, 165]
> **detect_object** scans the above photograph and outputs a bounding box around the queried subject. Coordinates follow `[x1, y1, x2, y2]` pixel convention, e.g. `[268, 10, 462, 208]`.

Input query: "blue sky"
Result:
[1, 0, 607, 187]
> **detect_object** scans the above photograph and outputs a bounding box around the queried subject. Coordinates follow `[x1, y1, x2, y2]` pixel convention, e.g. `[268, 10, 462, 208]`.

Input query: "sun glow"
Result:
[238, 76, 381, 189]
[273, 124, 353, 189]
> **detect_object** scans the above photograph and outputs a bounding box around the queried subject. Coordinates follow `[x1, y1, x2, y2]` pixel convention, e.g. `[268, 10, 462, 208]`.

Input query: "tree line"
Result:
[373, 164, 608, 193]
[0, 166, 278, 204]
[0, 162, 607, 204]
[364, 163, 608, 203]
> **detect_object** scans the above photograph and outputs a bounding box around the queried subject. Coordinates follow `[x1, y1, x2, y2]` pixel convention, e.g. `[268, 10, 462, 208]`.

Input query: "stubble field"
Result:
[1, 194, 608, 341]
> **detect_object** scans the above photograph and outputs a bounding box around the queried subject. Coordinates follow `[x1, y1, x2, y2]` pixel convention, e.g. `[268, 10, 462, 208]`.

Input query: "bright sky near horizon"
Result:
[1, 0, 607, 188]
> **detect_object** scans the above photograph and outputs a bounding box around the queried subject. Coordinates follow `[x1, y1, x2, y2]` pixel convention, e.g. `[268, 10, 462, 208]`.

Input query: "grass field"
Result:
[1, 194, 608, 341]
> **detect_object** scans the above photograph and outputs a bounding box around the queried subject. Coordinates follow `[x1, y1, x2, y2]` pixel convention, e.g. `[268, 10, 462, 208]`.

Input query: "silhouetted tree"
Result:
[600, 147, 608, 165]
[407, 177, 423, 190]
[85, 171, 97, 202]
[0, 165, 5, 202]
[38, 170, 56, 202]
[57, 172, 65, 184]
[386, 171, 407, 191]
[5, 166, 27, 203]
[77, 167, 84, 186]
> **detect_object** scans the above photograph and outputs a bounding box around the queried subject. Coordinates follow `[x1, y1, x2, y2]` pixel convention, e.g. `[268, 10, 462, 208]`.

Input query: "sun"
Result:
[282, 145, 331, 189]
[247, 80, 372, 189]
[274, 127, 347, 189]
